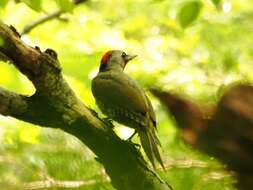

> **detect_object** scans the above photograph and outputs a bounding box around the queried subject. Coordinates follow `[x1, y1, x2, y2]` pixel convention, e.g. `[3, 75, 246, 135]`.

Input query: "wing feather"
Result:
[92, 72, 149, 115]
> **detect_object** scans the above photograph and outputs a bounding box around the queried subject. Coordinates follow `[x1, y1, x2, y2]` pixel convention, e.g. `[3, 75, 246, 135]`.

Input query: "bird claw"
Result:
[126, 139, 141, 149]
[127, 130, 137, 141]
[88, 108, 99, 117]
[126, 131, 141, 148]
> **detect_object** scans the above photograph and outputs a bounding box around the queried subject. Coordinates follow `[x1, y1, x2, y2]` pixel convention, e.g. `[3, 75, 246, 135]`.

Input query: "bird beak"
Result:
[125, 54, 137, 63]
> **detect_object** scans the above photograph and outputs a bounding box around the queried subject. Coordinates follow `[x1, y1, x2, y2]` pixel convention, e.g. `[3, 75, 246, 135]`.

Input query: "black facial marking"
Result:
[99, 63, 107, 72]
[121, 52, 127, 59]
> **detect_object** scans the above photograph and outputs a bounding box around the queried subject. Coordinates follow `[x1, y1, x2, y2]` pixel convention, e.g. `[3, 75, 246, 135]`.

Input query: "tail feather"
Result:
[139, 129, 164, 169]
[150, 131, 165, 169]
[139, 131, 156, 169]
[152, 130, 162, 147]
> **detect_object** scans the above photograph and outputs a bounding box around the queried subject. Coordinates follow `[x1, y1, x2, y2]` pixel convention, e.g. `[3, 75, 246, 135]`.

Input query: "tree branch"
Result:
[0, 87, 28, 116]
[23, 177, 109, 190]
[21, 10, 63, 35]
[0, 22, 172, 190]
[21, 0, 89, 35]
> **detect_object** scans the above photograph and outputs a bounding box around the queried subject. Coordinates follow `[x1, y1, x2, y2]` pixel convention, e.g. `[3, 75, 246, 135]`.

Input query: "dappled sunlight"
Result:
[113, 125, 135, 140]
[18, 73, 35, 94]
[0, 64, 13, 85]
[65, 75, 95, 107]
[92, 30, 126, 50]
[19, 127, 40, 144]
[222, 2, 232, 13]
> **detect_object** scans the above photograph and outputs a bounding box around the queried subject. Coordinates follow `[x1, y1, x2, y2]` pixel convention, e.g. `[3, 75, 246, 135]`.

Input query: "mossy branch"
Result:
[0, 22, 172, 190]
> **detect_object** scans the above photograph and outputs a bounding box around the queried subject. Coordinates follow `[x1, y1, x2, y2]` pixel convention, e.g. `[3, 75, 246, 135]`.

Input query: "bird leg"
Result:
[127, 130, 137, 141]
[126, 130, 141, 149]
[102, 117, 114, 128]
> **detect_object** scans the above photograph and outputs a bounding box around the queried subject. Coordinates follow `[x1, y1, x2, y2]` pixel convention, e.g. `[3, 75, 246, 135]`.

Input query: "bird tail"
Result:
[139, 127, 165, 170]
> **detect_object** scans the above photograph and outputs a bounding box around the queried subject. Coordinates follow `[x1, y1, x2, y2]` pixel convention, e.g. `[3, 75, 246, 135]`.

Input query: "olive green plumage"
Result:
[91, 50, 164, 169]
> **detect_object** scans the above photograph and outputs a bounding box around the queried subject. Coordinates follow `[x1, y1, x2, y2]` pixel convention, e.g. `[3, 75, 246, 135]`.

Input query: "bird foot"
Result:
[126, 139, 141, 149]
[88, 108, 99, 117]
[127, 130, 137, 141]
[102, 117, 114, 128]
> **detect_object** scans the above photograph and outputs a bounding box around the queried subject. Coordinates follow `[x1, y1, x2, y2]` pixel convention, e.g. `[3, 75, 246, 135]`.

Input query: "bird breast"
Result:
[91, 71, 149, 129]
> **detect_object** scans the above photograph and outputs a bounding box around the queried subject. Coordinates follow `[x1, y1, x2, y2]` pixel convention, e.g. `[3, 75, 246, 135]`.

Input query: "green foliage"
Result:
[211, 0, 221, 6]
[0, 0, 75, 12]
[177, 0, 203, 28]
[21, 0, 42, 11]
[0, 0, 8, 8]
[56, 0, 74, 12]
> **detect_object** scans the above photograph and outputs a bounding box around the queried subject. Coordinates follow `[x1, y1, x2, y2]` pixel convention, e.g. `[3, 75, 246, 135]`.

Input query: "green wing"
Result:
[92, 72, 150, 116]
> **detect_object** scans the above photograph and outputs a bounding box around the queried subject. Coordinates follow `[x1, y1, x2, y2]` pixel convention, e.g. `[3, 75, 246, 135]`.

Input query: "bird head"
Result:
[99, 50, 137, 72]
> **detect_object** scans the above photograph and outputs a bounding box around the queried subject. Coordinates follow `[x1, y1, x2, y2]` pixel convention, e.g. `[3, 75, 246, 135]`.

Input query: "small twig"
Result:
[21, 0, 88, 35]
[21, 10, 63, 35]
[23, 178, 106, 190]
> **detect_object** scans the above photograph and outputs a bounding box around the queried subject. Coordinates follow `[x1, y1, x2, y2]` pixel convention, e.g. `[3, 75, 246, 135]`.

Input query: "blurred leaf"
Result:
[56, 0, 74, 12]
[0, 0, 8, 8]
[0, 64, 12, 84]
[19, 127, 40, 144]
[21, 0, 42, 11]
[177, 0, 202, 28]
[0, 37, 4, 46]
[211, 0, 221, 6]
[222, 50, 238, 72]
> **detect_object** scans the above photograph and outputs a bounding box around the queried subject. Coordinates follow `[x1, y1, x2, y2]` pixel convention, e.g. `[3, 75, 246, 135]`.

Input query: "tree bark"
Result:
[0, 22, 172, 190]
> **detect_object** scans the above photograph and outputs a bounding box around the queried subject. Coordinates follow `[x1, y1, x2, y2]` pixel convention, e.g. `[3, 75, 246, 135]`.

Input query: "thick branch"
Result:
[0, 87, 68, 127]
[0, 23, 40, 78]
[0, 87, 28, 116]
[0, 22, 172, 190]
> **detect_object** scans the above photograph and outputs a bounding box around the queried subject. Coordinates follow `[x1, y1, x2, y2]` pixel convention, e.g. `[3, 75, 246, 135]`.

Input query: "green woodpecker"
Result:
[91, 50, 164, 169]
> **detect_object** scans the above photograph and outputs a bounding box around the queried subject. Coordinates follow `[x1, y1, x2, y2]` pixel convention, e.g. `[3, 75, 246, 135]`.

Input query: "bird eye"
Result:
[121, 52, 127, 58]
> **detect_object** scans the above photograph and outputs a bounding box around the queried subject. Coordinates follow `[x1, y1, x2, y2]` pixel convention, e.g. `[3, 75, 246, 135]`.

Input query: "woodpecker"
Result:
[91, 50, 164, 169]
